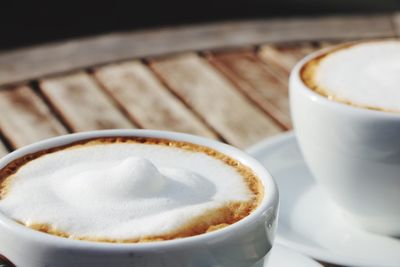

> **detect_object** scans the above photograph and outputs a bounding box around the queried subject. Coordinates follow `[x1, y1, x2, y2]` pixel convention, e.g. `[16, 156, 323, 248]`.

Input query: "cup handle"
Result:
[0, 254, 15, 267]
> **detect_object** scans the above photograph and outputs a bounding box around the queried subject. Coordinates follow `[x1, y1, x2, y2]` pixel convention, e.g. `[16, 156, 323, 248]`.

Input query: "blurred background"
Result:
[2, 0, 400, 50]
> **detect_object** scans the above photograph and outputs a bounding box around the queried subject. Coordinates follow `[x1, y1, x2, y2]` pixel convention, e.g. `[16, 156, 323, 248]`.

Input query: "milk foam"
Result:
[0, 142, 254, 240]
[311, 41, 400, 112]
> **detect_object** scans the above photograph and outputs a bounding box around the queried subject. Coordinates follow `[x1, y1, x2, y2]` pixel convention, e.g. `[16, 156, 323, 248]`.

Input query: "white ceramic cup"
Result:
[290, 43, 400, 236]
[0, 130, 278, 267]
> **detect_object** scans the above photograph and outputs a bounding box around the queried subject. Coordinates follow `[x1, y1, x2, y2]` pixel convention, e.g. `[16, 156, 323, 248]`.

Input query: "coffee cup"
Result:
[0, 129, 278, 267]
[290, 40, 400, 236]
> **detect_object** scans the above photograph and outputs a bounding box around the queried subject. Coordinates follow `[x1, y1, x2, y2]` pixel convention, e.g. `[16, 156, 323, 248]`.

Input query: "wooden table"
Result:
[1, 13, 400, 267]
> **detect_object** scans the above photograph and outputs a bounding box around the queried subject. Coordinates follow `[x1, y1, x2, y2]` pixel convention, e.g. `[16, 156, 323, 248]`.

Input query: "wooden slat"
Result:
[0, 14, 394, 86]
[40, 72, 134, 132]
[150, 53, 281, 148]
[393, 13, 400, 37]
[318, 41, 343, 49]
[94, 61, 217, 138]
[0, 86, 67, 148]
[258, 43, 317, 81]
[207, 50, 291, 129]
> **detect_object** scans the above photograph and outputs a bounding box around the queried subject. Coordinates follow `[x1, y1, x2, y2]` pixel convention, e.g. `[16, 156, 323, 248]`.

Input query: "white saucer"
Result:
[266, 244, 322, 267]
[248, 132, 400, 267]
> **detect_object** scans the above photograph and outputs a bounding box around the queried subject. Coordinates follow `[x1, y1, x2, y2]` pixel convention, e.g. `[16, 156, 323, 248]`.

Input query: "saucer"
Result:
[248, 132, 400, 267]
[266, 244, 322, 267]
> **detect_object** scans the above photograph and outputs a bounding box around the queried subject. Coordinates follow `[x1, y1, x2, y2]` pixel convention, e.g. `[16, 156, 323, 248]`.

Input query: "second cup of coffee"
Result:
[290, 40, 400, 236]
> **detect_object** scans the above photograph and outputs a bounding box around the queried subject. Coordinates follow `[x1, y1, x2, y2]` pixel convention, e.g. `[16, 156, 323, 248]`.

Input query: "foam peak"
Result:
[60, 157, 167, 204]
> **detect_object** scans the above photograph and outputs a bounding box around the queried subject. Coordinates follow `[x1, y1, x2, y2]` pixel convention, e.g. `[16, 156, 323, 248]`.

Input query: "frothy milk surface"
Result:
[301, 41, 400, 112]
[0, 138, 260, 242]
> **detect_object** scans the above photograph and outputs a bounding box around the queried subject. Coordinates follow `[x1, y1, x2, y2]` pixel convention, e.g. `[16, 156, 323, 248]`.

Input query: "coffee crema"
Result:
[301, 40, 400, 113]
[0, 137, 263, 243]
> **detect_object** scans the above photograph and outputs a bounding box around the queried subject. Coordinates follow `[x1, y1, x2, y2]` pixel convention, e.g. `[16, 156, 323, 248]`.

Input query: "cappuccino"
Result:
[0, 137, 262, 243]
[301, 40, 400, 112]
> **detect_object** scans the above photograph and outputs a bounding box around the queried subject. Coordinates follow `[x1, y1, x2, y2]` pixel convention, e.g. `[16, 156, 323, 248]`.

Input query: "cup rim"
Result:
[0, 129, 278, 251]
[290, 39, 400, 120]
